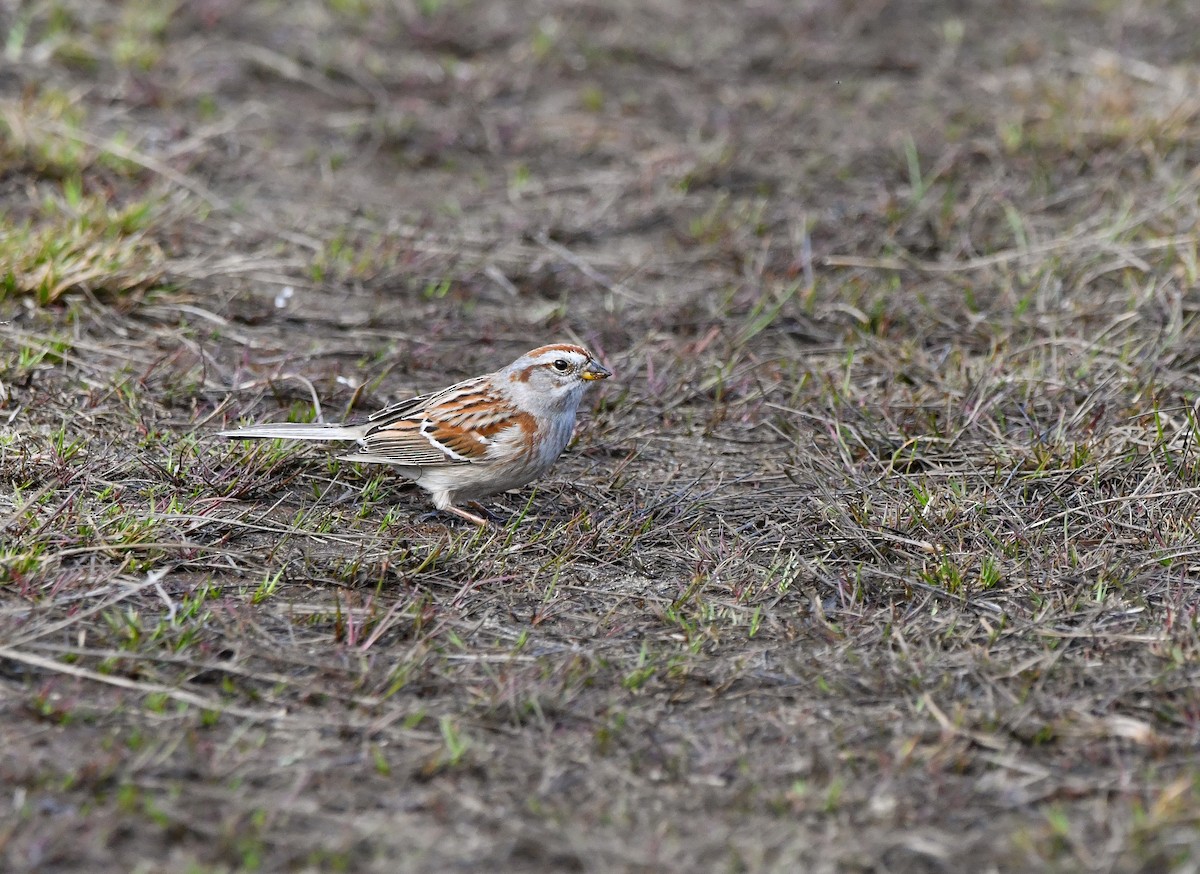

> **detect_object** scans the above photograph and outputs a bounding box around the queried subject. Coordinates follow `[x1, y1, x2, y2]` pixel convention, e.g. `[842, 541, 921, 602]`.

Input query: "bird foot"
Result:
[418, 505, 489, 527]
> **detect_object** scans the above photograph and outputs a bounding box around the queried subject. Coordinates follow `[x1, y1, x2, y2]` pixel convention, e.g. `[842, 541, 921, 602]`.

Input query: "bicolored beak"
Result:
[582, 358, 612, 381]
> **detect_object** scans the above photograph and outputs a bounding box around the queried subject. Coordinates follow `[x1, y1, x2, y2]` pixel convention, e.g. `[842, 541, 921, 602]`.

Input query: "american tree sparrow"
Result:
[220, 344, 612, 525]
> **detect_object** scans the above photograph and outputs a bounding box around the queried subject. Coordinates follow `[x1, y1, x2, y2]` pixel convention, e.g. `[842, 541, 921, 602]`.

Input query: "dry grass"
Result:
[4, 1, 1200, 871]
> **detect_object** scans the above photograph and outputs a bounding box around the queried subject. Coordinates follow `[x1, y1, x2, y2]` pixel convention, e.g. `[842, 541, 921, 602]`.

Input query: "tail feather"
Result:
[220, 422, 366, 442]
[338, 451, 414, 468]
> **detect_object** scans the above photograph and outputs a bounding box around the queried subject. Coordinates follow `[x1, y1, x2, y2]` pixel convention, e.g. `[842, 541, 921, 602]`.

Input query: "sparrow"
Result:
[220, 344, 612, 525]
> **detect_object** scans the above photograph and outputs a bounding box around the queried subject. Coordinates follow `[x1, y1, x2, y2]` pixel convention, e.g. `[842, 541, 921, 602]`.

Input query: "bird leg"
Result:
[443, 504, 489, 526]
[432, 491, 488, 527]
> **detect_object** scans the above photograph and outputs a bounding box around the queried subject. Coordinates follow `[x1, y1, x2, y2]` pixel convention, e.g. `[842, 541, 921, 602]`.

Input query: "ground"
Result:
[3, 0, 1200, 871]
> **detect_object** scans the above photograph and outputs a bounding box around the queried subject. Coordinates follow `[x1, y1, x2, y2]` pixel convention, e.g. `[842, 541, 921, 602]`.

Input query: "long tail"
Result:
[219, 422, 367, 442]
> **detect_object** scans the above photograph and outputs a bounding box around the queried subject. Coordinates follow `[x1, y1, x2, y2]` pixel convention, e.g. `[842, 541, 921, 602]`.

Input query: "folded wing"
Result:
[350, 376, 533, 467]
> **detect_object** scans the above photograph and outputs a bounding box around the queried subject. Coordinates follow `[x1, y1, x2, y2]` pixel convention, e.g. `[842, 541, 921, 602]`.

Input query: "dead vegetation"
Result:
[4, 1, 1200, 871]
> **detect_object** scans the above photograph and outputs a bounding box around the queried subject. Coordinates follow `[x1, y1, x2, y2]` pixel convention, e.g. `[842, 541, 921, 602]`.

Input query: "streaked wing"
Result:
[357, 377, 533, 466]
[364, 388, 443, 423]
[356, 422, 469, 465]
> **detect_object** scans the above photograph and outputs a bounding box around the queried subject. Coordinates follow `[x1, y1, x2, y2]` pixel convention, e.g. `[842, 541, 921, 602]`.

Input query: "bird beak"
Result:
[581, 359, 612, 381]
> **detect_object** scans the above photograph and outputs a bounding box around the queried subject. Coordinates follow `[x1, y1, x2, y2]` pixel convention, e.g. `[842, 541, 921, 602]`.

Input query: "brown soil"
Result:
[4, 1, 1200, 871]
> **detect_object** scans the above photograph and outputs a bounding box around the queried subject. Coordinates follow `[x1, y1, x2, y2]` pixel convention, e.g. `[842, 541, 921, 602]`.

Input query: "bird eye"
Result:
[552, 359, 570, 372]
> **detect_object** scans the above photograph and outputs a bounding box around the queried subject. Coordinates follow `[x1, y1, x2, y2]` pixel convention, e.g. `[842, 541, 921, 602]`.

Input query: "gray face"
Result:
[536, 352, 591, 389]
[505, 352, 587, 415]
[503, 345, 609, 412]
